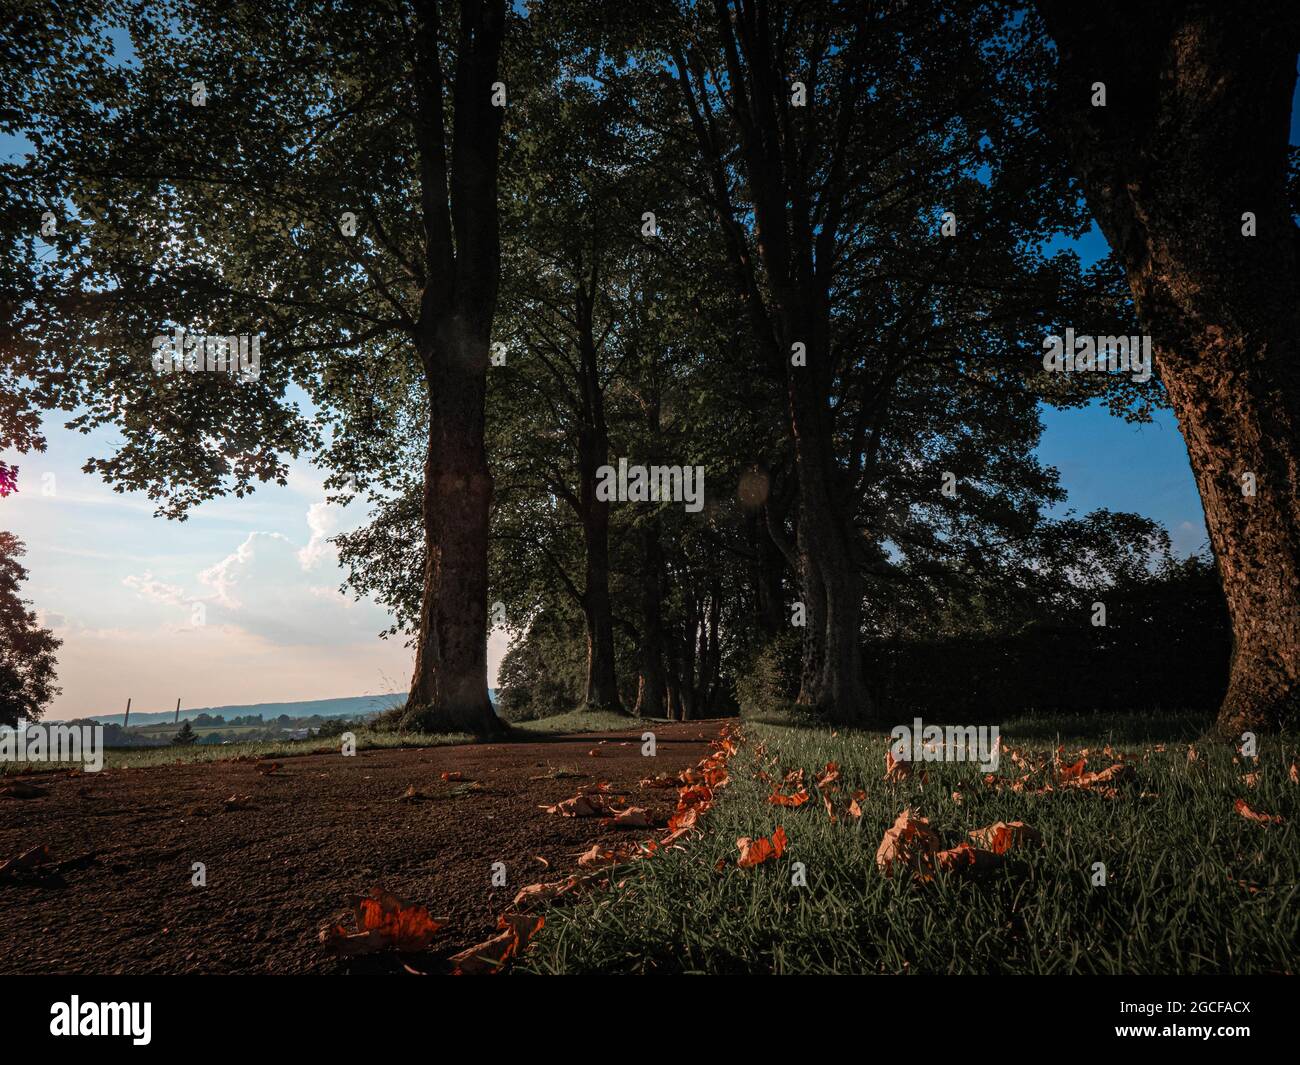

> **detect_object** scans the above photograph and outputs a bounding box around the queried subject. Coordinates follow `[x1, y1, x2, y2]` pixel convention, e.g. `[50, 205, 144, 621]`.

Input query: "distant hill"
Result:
[83, 690, 499, 726]
[85, 693, 406, 726]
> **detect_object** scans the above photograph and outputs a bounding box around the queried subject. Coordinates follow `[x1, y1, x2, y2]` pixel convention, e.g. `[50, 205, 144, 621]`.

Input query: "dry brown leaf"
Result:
[1057, 757, 1086, 782]
[604, 805, 653, 828]
[934, 842, 1004, 875]
[736, 826, 788, 868]
[1235, 798, 1283, 825]
[513, 877, 579, 908]
[577, 844, 618, 868]
[660, 805, 699, 844]
[768, 785, 810, 807]
[1060, 762, 1137, 795]
[967, 820, 1042, 855]
[874, 808, 942, 878]
[542, 792, 607, 818]
[319, 887, 444, 955]
[884, 750, 913, 783]
[451, 914, 544, 975]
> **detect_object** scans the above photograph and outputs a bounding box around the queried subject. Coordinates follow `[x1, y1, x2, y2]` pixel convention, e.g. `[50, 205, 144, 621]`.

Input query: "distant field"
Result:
[2, 709, 643, 774]
[132, 723, 265, 738]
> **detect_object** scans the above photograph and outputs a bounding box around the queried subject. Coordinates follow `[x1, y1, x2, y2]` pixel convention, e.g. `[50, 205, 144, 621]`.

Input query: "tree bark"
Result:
[634, 518, 668, 717]
[578, 481, 620, 711]
[406, 0, 507, 736]
[746, 504, 785, 636]
[1039, 0, 1300, 734]
[575, 288, 622, 713]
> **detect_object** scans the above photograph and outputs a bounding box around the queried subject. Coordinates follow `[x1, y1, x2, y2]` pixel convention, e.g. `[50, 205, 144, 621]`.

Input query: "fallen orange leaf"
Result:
[450, 913, 544, 975]
[934, 841, 1004, 875]
[1235, 798, 1283, 825]
[768, 785, 810, 807]
[884, 750, 912, 783]
[875, 808, 942, 878]
[1060, 762, 1137, 796]
[604, 805, 653, 828]
[967, 820, 1042, 855]
[319, 887, 444, 955]
[1057, 757, 1086, 781]
[736, 826, 788, 868]
[542, 792, 609, 817]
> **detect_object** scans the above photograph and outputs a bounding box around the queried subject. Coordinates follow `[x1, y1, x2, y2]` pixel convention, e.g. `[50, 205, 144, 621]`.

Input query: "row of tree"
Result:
[3, 0, 1296, 736]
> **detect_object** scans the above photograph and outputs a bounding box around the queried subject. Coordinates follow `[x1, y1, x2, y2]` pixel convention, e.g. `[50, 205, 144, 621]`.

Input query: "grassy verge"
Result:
[2, 708, 655, 775]
[521, 712, 1299, 974]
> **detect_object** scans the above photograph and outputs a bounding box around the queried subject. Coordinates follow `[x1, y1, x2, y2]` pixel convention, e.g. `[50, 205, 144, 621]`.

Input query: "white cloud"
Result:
[298, 500, 343, 570]
[122, 571, 191, 607]
[197, 532, 288, 609]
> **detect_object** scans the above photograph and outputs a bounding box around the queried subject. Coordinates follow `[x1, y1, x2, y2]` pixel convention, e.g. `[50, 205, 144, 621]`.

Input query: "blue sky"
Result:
[4, 47, 1296, 720]
[1035, 221, 1210, 558]
[1037, 72, 1300, 561]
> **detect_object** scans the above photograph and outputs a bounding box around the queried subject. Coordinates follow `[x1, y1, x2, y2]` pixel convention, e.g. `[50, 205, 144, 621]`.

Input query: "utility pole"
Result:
[174, 698, 181, 725]
[123, 697, 131, 729]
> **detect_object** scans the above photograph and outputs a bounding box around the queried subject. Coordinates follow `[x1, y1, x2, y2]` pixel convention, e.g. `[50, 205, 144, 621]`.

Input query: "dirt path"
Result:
[0, 722, 719, 974]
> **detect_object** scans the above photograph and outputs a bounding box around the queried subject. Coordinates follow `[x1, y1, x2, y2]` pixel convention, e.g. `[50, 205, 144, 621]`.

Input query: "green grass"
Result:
[515, 708, 650, 736]
[2, 707, 652, 775]
[521, 712, 1299, 974]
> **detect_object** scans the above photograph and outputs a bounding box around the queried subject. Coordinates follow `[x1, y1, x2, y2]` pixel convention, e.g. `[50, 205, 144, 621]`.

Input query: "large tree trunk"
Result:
[746, 505, 786, 636]
[1040, 0, 1300, 734]
[634, 519, 668, 717]
[695, 579, 722, 712]
[679, 590, 699, 721]
[575, 293, 622, 713]
[410, 316, 501, 735]
[579, 503, 620, 711]
[783, 302, 872, 723]
[405, 0, 506, 736]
